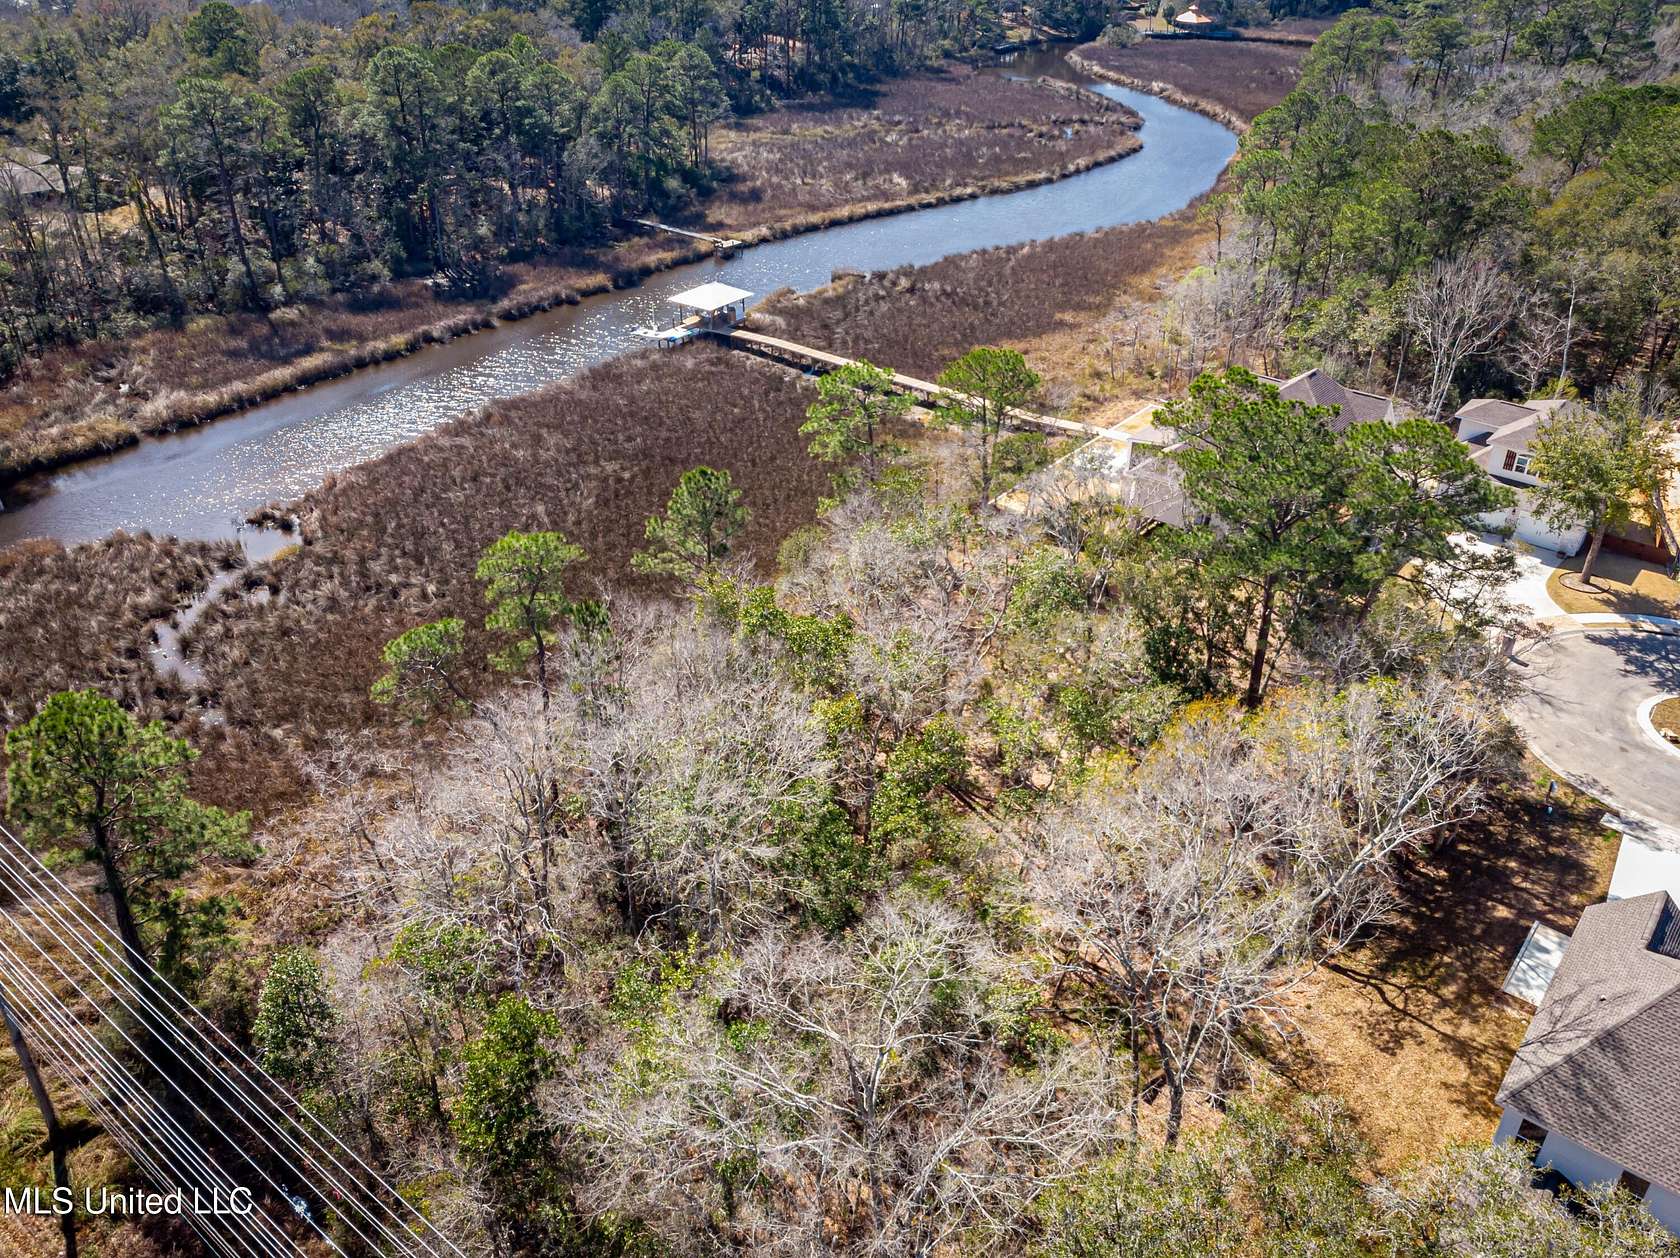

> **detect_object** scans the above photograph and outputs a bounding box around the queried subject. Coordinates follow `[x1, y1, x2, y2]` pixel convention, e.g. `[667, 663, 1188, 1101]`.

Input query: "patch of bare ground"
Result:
[1272, 766, 1618, 1171]
[1069, 34, 1310, 129]
[0, 66, 1139, 486]
[173, 346, 831, 815]
[0, 532, 237, 734]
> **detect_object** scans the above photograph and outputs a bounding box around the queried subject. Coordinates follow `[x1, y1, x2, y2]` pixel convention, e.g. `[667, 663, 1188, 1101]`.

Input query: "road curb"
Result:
[1635, 695, 1680, 764]
[1529, 613, 1680, 645]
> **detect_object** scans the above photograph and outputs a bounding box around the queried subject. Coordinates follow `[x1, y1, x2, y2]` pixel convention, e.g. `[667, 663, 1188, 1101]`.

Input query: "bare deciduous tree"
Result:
[572, 895, 1122, 1256]
[1029, 679, 1510, 1144]
[586, 623, 832, 940]
[1503, 293, 1572, 396]
[1406, 258, 1517, 420]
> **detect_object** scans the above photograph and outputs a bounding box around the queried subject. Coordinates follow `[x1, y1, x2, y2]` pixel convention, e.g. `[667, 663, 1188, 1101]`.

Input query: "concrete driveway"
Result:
[1513, 629, 1680, 835]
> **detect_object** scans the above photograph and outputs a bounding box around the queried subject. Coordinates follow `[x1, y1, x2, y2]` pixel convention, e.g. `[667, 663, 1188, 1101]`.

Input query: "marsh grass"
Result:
[0, 243, 694, 483]
[756, 199, 1213, 386]
[173, 346, 831, 813]
[0, 532, 237, 734]
[1068, 34, 1310, 129]
[702, 67, 1141, 233]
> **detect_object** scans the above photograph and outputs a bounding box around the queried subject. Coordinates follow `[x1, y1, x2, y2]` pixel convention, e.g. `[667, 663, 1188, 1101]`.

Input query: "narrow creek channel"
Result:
[0, 48, 1236, 553]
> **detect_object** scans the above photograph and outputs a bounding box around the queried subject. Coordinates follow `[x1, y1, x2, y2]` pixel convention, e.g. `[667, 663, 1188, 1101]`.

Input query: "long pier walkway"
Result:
[715, 328, 1108, 440]
[619, 217, 744, 253]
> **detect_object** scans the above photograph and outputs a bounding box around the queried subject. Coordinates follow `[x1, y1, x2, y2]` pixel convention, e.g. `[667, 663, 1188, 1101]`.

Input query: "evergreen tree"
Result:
[4, 690, 254, 979]
[633, 466, 749, 583]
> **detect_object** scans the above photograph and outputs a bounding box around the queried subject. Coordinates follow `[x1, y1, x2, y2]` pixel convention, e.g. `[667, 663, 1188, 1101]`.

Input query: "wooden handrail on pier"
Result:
[619, 217, 744, 253]
[715, 328, 1106, 440]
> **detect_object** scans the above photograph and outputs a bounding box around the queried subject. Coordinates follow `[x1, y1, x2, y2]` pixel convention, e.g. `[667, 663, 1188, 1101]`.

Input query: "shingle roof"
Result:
[1457, 397, 1533, 429]
[1454, 397, 1582, 455]
[1497, 891, 1680, 1194]
[1263, 369, 1403, 432]
[0, 158, 61, 197]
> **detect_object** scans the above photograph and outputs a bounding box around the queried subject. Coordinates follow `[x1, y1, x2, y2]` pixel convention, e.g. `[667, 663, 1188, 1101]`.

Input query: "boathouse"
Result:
[635, 282, 755, 347]
[671, 282, 753, 329]
[1172, 4, 1224, 33]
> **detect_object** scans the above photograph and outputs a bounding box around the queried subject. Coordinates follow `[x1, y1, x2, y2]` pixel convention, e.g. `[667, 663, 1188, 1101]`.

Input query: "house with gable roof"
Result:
[1263, 366, 1409, 431]
[1493, 890, 1680, 1234]
[1453, 396, 1589, 555]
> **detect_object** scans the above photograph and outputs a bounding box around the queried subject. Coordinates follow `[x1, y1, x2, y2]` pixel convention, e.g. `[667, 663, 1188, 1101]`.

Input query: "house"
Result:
[0, 148, 74, 204]
[1493, 890, 1680, 1234]
[1004, 368, 1408, 524]
[1453, 396, 1586, 554]
[997, 404, 1189, 527]
[1262, 367, 1410, 432]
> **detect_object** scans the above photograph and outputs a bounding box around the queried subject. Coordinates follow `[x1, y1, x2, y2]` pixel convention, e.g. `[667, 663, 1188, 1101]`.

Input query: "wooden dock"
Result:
[619, 218, 744, 254]
[715, 328, 1107, 440]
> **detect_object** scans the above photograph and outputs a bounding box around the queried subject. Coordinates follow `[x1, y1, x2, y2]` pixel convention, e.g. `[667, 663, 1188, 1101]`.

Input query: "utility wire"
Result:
[0, 898, 322, 1257]
[0, 839, 426, 1256]
[0, 934, 291, 1258]
[0, 820, 467, 1256]
[0, 825, 460, 1255]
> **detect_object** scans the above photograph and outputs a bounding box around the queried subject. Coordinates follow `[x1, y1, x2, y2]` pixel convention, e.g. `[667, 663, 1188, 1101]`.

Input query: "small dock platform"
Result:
[715, 328, 1106, 440]
[619, 217, 744, 255]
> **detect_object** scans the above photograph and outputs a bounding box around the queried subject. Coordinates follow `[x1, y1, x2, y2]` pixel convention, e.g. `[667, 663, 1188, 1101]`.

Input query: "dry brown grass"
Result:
[0, 532, 237, 734]
[0, 348, 835, 817]
[701, 67, 1140, 233]
[0, 241, 695, 483]
[1275, 766, 1618, 1171]
[1069, 34, 1310, 128]
[754, 193, 1215, 418]
[1652, 696, 1680, 738]
[175, 346, 831, 814]
[1545, 552, 1680, 617]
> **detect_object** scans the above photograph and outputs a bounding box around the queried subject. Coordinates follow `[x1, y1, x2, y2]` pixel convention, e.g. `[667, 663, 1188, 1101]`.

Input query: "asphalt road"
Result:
[1513, 629, 1680, 831]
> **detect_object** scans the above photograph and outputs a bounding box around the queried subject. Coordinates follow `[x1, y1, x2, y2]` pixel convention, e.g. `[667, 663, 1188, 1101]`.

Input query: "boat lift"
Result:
[634, 282, 754, 348]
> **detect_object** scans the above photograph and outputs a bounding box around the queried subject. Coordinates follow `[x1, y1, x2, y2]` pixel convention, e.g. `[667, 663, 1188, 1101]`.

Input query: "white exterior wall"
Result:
[1476, 488, 1586, 556]
[1495, 1107, 1680, 1235]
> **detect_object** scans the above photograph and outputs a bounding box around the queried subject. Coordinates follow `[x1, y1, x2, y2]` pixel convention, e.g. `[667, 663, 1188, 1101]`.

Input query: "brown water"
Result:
[0, 50, 1236, 551]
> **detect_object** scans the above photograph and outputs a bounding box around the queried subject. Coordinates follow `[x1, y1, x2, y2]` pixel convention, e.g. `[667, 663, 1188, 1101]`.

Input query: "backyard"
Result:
[1278, 766, 1620, 1169]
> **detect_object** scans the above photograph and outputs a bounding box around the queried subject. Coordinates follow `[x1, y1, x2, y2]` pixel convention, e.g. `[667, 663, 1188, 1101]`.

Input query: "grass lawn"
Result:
[1545, 551, 1680, 617]
[1276, 765, 1620, 1171]
[1653, 696, 1680, 740]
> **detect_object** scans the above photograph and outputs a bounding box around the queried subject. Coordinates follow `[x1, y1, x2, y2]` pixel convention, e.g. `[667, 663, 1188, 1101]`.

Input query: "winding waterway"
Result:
[0, 48, 1236, 551]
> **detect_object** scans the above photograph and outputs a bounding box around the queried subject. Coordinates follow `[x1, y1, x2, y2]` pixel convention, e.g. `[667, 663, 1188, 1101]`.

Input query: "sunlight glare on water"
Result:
[0, 53, 1236, 550]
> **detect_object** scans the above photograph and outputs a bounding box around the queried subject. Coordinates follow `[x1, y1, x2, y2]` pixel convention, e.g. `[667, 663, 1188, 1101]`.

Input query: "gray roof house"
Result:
[1002, 367, 1413, 527]
[1453, 396, 1587, 554]
[1493, 891, 1680, 1233]
[0, 148, 75, 201]
[1263, 367, 1410, 431]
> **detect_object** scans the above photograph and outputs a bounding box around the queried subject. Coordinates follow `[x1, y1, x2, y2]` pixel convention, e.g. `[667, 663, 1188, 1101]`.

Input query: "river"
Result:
[0, 48, 1236, 553]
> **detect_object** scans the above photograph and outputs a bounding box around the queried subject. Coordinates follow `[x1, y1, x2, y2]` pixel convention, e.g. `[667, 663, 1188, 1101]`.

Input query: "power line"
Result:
[0, 936, 291, 1258]
[0, 828, 450, 1245]
[0, 820, 467, 1257]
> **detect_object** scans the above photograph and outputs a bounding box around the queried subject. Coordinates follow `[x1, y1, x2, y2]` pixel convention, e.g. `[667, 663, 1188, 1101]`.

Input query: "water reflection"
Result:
[0, 53, 1235, 550]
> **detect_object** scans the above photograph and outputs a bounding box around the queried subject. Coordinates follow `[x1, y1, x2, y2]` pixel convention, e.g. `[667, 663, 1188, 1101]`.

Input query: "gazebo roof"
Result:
[1173, 5, 1220, 25]
[670, 282, 754, 313]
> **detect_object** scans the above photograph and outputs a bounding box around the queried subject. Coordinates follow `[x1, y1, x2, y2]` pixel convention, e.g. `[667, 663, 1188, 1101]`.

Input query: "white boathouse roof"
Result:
[670, 282, 753, 313]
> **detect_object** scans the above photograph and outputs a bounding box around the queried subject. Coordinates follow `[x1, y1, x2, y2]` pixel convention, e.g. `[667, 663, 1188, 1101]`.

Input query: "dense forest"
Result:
[1187, 0, 1680, 410]
[0, 0, 1138, 378]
